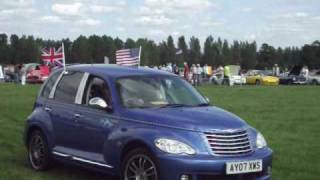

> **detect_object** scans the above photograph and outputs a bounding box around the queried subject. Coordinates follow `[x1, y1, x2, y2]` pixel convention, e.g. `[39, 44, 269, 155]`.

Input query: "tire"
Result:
[121, 148, 159, 180]
[255, 80, 261, 85]
[28, 130, 51, 171]
[311, 80, 318, 85]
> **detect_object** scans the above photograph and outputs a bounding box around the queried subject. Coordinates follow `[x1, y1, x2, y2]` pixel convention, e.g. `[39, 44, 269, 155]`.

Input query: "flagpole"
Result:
[138, 46, 142, 67]
[62, 42, 66, 72]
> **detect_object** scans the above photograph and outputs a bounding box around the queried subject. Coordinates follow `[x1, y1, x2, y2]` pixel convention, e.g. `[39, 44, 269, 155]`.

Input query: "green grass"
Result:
[0, 84, 319, 180]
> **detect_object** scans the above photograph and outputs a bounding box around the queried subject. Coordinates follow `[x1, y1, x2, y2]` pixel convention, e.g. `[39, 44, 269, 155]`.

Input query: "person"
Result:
[173, 64, 179, 75]
[223, 65, 231, 86]
[301, 65, 309, 79]
[196, 64, 202, 86]
[20, 65, 26, 85]
[272, 64, 280, 76]
[203, 64, 209, 79]
[183, 62, 189, 80]
[191, 64, 197, 86]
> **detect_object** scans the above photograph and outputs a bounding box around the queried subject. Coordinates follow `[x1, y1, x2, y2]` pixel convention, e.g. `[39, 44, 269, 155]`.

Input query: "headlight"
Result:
[155, 138, 196, 155]
[256, 132, 267, 149]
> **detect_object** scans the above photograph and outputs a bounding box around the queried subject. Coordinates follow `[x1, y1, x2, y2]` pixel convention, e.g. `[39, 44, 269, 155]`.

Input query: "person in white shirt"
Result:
[301, 65, 309, 79]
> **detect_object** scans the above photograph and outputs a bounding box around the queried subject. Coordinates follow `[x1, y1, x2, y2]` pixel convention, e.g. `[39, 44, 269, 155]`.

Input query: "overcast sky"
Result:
[0, 0, 319, 47]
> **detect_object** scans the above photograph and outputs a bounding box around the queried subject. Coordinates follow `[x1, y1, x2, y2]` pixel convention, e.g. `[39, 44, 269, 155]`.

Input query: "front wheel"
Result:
[122, 148, 159, 180]
[28, 130, 51, 171]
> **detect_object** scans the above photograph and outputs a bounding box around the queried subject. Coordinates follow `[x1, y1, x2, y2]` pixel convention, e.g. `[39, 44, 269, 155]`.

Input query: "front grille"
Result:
[204, 129, 252, 156]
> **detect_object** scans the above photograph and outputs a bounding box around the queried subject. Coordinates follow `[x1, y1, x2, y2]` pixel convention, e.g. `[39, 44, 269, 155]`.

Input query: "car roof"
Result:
[63, 64, 174, 78]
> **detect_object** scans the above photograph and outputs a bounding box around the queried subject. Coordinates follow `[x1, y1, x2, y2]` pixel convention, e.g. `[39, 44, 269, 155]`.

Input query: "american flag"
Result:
[41, 47, 64, 66]
[116, 48, 140, 66]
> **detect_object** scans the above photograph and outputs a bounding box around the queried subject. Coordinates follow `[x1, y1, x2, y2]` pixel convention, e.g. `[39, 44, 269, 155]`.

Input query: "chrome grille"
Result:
[204, 130, 252, 156]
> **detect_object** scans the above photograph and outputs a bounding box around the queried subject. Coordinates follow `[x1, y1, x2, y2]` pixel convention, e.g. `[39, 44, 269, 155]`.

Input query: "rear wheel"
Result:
[122, 148, 159, 180]
[28, 130, 51, 171]
[311, 80, 318, 85]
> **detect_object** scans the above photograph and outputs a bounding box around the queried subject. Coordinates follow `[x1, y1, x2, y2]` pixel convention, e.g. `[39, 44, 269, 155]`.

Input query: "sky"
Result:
[0, 0, 319, 47]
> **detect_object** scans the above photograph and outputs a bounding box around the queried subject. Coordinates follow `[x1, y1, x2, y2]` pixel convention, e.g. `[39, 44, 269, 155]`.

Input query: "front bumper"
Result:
[157, 147, 272, 180]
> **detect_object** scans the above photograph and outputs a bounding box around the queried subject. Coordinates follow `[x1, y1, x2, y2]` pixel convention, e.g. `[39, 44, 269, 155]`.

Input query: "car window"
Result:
[54, 71, 84, 104]
[82, 76, 112, 108]
[117, 76, 207, 108]
[41, 71, 61, 98]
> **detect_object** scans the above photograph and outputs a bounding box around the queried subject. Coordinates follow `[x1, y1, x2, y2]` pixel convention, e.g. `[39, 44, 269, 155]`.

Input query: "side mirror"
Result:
[89, 97, 108, 109]
[205, 96, 211, 103]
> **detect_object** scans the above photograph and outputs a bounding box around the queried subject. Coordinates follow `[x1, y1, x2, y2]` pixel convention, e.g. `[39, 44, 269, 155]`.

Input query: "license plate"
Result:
[226, 160, 262, 174]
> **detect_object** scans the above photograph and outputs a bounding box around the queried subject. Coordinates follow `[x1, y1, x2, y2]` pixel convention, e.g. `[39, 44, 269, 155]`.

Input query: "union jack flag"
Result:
[41, 47, 64, 66]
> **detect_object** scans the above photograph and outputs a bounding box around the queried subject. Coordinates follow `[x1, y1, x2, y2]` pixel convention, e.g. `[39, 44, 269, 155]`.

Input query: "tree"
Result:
[189, 36, 201, 65]
[177, 36, 188, 66]
[166, 35, 176, 63]
[0, 34, 9, 64]
[72, 35, 90, 63]
[202, 36, 214, 65]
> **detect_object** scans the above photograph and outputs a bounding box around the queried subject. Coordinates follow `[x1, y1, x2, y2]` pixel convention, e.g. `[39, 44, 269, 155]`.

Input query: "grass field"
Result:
[0, 84, 319, 180]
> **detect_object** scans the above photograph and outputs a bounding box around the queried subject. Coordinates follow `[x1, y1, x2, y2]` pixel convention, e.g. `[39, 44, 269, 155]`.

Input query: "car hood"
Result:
[121, 106, 247, 132]
[262, 76, 279, 81]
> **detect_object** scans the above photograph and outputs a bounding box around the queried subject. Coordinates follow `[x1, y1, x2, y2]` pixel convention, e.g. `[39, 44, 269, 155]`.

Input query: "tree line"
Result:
[0, 33, 319, 70]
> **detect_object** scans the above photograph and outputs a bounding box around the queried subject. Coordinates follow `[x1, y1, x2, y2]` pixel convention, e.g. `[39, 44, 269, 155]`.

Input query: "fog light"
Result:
[181, 174, 191, 180]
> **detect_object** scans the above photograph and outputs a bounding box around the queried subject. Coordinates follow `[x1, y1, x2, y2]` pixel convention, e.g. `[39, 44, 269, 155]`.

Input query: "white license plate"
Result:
[226, 160, 262, 174]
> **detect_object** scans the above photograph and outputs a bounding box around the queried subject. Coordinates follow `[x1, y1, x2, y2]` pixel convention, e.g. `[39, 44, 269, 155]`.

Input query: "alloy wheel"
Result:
[124, 154, 158, 180]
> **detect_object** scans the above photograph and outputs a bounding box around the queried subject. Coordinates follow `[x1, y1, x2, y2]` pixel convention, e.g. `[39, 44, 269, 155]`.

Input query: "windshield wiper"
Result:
[195, 103, 210, 107]
[159, 103, 191, 108]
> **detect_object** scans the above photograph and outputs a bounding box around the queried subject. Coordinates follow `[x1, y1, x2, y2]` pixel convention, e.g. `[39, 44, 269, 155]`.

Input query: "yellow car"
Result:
[246, 70, 279, 85]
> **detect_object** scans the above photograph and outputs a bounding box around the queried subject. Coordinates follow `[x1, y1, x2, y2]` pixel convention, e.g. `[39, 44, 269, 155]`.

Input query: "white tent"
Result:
[0, 65, 4, 80]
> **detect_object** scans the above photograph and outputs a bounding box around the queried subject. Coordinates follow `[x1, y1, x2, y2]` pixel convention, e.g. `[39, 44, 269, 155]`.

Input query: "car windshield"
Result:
[116, 76, 208, 108]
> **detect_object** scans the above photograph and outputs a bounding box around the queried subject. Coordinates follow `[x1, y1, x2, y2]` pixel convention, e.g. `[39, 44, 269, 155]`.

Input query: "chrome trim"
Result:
[52, 151, 70, 157]
[48, 71, 65, 99]
[206, 136, 249, 142]
[208, 141, 249, 146]
[52, 151, 113, 168]
[75, 72, 89, 104]
[211, 144, 251, 150]
[204, 129, 253, 156]
[213, 149, 252, 154]
[72, 157, 113, 168]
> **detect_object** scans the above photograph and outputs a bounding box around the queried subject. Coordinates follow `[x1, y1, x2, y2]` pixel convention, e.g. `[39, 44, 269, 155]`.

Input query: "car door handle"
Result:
[44, 107, 52, 112]
[74, 113, 82, 118]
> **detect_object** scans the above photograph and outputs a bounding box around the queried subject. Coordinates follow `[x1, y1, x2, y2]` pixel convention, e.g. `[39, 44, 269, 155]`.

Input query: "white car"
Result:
[308, 70, 320, 85]
[209, 65, 246, 86]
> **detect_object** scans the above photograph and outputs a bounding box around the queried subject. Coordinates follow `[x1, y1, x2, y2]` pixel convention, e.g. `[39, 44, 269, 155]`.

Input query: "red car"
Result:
[26, 64, 50, 83]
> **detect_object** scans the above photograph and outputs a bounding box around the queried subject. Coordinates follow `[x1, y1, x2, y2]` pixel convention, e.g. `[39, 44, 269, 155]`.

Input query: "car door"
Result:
[45, 71, 85, 154]
[72, 75, 119, 164]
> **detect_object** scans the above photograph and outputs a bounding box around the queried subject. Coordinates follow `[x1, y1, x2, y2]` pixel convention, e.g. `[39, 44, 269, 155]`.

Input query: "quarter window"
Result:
[41, 71, 61, 98]
[54, 71, 84, 104]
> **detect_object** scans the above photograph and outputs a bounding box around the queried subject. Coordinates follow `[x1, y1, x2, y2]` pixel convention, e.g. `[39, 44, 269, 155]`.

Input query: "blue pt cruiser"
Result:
[24, 64, 272, 180]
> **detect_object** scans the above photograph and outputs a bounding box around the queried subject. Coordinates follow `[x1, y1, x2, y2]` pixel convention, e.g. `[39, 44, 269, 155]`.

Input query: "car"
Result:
[279, 65, 307, 85]
[24, 64, 273, 180]
[210, 65, 246, 86]
[245, 70, 279, 85]
[308, 70, 320, 85]
[26, 64, 50, 83]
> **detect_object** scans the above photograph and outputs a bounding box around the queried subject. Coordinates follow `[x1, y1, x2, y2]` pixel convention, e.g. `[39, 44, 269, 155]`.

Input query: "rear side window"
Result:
[41, 71, 61, 98]
[54, 71, 84, 104]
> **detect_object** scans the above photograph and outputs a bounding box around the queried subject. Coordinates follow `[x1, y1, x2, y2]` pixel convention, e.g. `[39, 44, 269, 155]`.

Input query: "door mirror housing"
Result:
[205, 96, 211, 103]
[89, 97, 108, 109]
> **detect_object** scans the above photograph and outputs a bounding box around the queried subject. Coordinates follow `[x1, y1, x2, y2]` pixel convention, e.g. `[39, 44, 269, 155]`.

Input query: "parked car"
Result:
[24, 64, 272, 180]
[26, 64, 50, 83]
[210, 65, 246, 85]
[245, 70, 279, 85]
[279, 65, 307, 85]
[308, 70, 320, 85]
